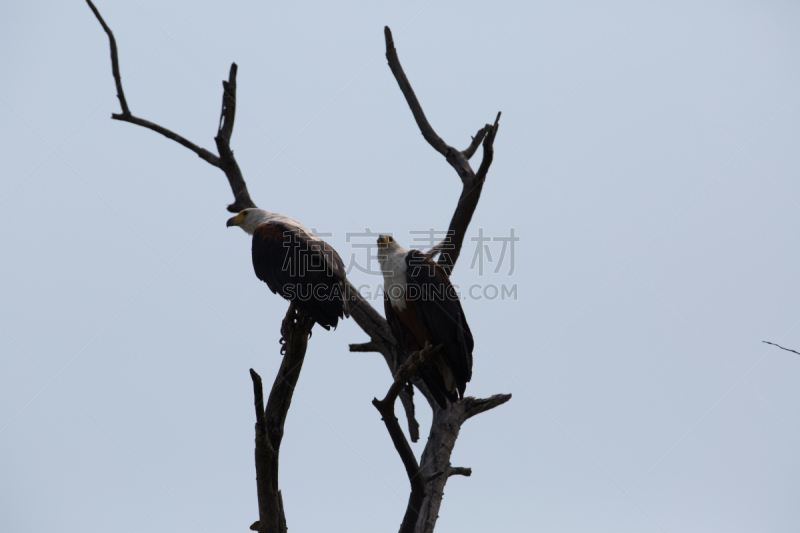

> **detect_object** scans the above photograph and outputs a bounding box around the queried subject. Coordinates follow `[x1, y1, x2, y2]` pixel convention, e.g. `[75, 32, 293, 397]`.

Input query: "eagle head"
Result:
[226, 208, 268, 235]
[376, 234, 396, 249]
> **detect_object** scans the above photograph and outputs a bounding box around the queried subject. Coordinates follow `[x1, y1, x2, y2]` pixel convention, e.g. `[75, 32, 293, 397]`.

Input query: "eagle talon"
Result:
[280, 305, 296, 341]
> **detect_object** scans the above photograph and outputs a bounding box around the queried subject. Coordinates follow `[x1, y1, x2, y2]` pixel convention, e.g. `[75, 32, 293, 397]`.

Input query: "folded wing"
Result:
[252, 221, 349, 329]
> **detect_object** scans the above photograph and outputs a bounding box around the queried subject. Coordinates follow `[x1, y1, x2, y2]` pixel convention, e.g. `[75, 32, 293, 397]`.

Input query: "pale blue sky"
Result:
[2, 1, 800, 532]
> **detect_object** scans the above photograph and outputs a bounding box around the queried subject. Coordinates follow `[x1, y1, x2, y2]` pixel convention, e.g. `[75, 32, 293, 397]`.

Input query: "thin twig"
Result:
[110, 113, 221, 166]
[85, 0, 129, 115]
[763, 341, 800, 356]
[461, 127, 489, 160]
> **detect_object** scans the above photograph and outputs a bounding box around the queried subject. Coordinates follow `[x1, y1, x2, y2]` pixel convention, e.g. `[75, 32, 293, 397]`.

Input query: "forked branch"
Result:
[85, 0, 255, 212]
[371, 344, 511, 533]
[414, 392, 511, 532]
[384, 26, 501, 276]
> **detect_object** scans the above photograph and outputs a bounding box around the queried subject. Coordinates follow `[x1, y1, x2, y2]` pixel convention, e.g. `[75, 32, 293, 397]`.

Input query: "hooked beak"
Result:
[227, 212, 246, 228]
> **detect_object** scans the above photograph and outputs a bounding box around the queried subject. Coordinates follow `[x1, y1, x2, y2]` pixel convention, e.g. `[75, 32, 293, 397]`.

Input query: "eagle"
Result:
[377, 235, 474, 409]
[227, 208, 349, 330]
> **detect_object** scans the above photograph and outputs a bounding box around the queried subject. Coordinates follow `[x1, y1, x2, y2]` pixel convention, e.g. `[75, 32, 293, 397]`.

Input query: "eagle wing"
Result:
[252, 221, 349, 329]
[384, 294, 452, 409]
[404, 249, 474, 397]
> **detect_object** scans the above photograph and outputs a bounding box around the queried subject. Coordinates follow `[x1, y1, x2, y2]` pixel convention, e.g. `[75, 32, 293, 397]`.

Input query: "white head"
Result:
[376, 234, 408, 268]
[376, 234, 404, 252]
[226, 208, 272, 235]
[377, 234, 410, 309]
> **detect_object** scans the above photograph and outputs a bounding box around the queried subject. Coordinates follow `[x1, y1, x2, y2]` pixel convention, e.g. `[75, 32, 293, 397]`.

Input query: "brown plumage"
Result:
[228, 208, 349, 330]
[378, 235, 474, 408]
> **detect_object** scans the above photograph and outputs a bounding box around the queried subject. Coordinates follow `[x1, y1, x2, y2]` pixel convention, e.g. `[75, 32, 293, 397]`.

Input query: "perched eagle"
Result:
[227, 208, 349, 330]
[377, 235, 474, 409]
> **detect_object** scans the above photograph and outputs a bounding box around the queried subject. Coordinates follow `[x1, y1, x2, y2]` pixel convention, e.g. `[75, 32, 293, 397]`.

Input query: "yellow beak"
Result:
[226, 212, 247, 228]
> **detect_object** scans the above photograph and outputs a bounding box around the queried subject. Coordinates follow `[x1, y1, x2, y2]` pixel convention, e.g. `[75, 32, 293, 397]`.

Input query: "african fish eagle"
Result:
[377, 235, 473, 408]
[227, 208, 349, 330]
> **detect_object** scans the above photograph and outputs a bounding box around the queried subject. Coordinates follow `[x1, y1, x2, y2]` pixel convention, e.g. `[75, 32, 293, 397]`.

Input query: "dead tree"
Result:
[87, 3, 510, 532]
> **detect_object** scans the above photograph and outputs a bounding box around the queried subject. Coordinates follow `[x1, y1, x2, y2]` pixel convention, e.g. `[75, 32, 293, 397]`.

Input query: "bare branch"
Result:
[250, 369, 268, 445]
[110, 113, 221, 166]
[436, 111, 501, 274]
[251, 306, 313, 533]
[85, 0, 129, 115]
[373, 344, 441, 533]
[214, 63, 256, 213]
[414, 394, 511, 533]
[427, 466, 472, 482]
[384, 27, 449, 159]
[462, 393, 512, 421]
[266, 307, 313, 451]
[461, 126, 489, 160]
[86, 0, 257, 212]
[346, 289, 398, 353]
[250, 368, 275, 533]
[447, 466, 472, 478]
[399, 383, 421, 443]
[763, 341, 800, 356]
[475, 112, 501, 184]
[349, 341, 380, 353]
[217, 64, 237, 141]
[377, 344, 442, 408]
[87, 0, 218, 165]
[384, 26, 500, 276]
